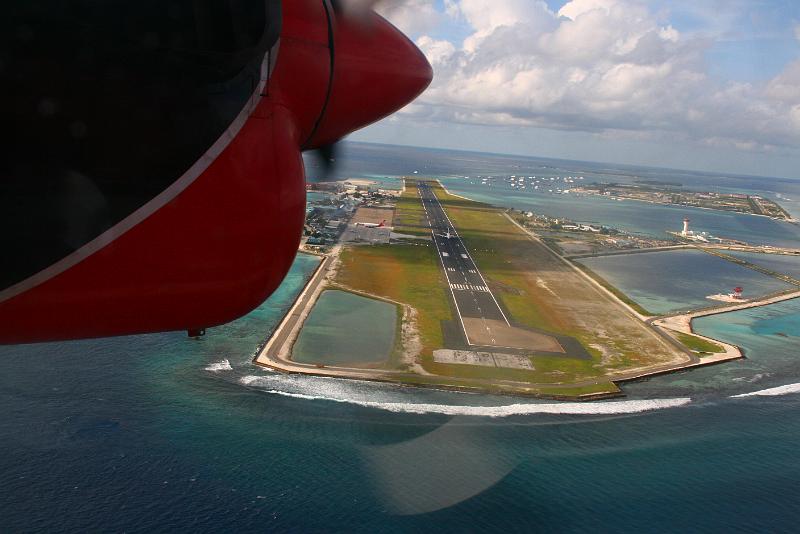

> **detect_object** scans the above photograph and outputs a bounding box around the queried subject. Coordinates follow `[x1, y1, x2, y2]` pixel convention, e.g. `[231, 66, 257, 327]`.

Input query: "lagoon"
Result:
[438, 176, 800, 249]
[624, 297, 800, 399]
[579, 249, 795, 315]
[725, 251, 800, 280]
[292, 290, 398, 366]
[6, 144, 800, 531]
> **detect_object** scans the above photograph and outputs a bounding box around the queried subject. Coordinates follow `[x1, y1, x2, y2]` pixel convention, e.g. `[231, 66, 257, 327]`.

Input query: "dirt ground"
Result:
[558, 240, 598, 255]
[503, 226, 690, 372]
[351, 206, 395, 226]
[438, 191, 690, 376]
[461, 318, 564, 353]
[433, 349, 535, 369]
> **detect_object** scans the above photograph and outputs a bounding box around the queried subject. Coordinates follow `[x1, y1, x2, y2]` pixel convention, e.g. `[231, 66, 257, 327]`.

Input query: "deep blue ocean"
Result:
[3, 143, 800, 532]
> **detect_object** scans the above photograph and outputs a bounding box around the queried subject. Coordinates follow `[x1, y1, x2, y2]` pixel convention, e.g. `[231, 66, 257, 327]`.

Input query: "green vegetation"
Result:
[392, 181, 431, 237]
[429, 195, 566, 337]
[540, 237, 564, 255]
[577, 183, 792, 220]
[430, 181, 686, 376]
[675, 332, 725, 354]
[336, 242, 451, 356]
[330, 179, 692, 398]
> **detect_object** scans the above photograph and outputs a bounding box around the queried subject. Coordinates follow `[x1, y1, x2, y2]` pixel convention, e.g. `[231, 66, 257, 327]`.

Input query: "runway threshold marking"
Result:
[421, 183, 474, 345]
[423, 182, 511, 327]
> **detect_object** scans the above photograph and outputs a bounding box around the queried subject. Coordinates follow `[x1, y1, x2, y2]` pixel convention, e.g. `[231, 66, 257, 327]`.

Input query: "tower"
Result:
[682, 218, 690, 236]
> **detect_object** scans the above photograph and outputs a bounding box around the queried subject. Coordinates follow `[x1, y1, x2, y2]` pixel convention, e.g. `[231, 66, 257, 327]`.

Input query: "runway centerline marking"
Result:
[420, 185, 473, 345]
[421, 182, 511, 328]
[418, 182, 516, 348]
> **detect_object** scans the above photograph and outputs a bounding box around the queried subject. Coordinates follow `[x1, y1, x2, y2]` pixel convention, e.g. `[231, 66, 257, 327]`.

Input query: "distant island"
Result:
[573, 182, 795, 221]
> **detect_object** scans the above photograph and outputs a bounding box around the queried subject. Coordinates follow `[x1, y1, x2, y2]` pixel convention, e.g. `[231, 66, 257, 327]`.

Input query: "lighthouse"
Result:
[682, 218, 690, 236]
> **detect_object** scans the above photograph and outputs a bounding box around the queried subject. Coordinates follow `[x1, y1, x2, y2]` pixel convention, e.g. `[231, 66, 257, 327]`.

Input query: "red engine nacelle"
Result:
[0, 0, 432, 343]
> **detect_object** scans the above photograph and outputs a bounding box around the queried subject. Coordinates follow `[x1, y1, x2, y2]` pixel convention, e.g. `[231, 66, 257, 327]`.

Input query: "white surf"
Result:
[239, 374, 691, 417]
[731, 382, 800, 398]
[205, 359, 233, 372]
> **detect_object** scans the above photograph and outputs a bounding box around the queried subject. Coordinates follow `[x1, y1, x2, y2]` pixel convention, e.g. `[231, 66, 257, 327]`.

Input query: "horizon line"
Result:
[342, 140, 800, 184]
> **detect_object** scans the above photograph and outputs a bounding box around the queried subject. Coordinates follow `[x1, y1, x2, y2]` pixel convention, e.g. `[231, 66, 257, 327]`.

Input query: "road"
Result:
[418, 181, 511, 346]
[257, 253, 331, 363]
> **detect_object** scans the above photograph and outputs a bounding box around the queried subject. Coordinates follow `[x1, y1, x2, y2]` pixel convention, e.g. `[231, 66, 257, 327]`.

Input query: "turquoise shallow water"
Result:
[4, 144, 800, 531]
[624, 298, 800, 399]
[752, 311, 800, 337]
[438, 176, 800, 248]
[3, 256, 800, 531]
[579, 249, 795, 315]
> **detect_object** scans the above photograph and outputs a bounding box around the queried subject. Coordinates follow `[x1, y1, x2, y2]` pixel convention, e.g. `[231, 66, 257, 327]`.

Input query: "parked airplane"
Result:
[356, 220, 386, 228]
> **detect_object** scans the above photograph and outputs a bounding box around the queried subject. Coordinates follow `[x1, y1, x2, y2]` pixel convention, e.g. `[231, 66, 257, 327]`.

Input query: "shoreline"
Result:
[435, 179, 476, 202]
[255, 250, 331, 365]
[650, 289, 800, 372]
[253, 183, 797, 401]
[654, 290, 800, 333]
[567, 243, 800, 260]
[438, 178, 799, 240]
[502, 213, 745, 379]
[252, 251, 621, 401]
[573, 189, 798, 223]
[436, 180, 800, 259]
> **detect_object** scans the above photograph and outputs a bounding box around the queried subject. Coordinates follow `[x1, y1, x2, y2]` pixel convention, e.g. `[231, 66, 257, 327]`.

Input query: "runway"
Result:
[418, 181, 511, 346]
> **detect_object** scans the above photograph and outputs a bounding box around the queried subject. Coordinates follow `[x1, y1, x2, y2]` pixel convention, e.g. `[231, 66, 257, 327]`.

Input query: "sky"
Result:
[349, 0, 800, 179]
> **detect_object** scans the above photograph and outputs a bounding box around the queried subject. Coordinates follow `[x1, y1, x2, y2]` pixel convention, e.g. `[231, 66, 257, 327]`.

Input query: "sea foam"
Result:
[239, 375, 691, 417]
[731, 382, 800, 398]
[205, 359, 233, 372]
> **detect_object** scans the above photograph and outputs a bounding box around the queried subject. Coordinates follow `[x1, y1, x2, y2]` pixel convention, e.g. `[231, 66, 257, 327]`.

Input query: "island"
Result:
[254, 178, 800, 400]
[572, 182, 795, 221]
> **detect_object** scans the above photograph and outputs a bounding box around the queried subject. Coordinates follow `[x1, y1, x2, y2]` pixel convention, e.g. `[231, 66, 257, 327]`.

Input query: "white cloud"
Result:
[374, 0, 441, 36]
[446, 0, 556, 52]
[416, 36, 456, 66]
[659, 25, 680, 43]
[557, 0, 618, 20]
[378, 0, 800, 154]
[372, 0, 800, 150]
[794, 22, 800, 41]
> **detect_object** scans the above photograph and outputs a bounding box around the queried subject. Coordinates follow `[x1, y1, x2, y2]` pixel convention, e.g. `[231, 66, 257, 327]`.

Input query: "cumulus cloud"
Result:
[416, 36, 456, 66]
[378, 0, 800, 153]
[558, 0, 618, 20]
[374, 0, 441, 36]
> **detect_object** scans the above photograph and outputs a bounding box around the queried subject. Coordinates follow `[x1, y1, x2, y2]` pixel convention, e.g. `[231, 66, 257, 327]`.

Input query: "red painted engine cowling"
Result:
[0, 0, 432, 343]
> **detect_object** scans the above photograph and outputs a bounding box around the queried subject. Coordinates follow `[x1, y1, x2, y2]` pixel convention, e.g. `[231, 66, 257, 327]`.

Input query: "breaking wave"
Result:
[205, 359, 233, 372]
[731, 382, 800, 398]
[239, 375, 691, 417]
[732, 373, 772, 383]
